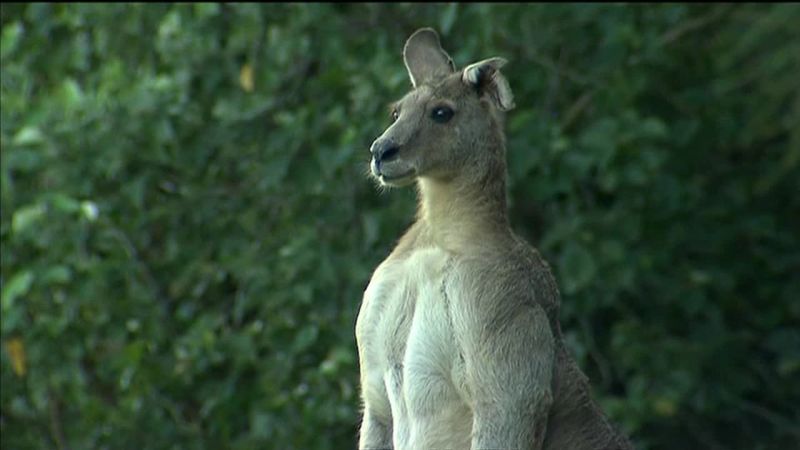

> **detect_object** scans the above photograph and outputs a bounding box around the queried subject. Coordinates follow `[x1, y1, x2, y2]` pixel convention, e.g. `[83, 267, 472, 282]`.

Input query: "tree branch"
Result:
[659, 6, 734, 46]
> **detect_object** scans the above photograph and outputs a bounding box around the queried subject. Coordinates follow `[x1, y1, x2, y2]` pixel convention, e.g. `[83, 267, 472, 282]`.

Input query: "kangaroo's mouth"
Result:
[377, 169, 417, 187]
[372, 162, 417, 187]
[371, 157, 416, 187]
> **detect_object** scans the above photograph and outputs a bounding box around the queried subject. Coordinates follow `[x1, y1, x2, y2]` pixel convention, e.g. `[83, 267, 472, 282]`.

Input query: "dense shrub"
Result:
[2, 4, 798, 449]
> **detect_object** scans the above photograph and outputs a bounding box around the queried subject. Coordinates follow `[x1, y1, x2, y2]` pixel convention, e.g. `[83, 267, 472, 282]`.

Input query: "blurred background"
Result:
[1, 3, 798, 449]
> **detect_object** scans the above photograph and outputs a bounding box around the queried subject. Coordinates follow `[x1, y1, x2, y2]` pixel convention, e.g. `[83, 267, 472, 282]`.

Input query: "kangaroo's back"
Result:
[546, 341, 634, 450]
[512, 235, 634, 450]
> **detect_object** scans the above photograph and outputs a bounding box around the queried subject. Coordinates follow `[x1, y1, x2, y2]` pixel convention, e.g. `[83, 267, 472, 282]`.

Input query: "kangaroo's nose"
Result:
[370, 138, 400, 164]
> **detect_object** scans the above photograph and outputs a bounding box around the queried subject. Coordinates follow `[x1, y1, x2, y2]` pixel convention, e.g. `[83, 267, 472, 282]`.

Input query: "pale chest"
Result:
[356, 248, 472, 449]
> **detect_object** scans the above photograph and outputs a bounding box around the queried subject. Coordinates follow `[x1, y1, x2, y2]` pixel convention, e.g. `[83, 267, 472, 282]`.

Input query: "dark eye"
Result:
[431, 106, 454, 124]
[391, 109, 399, 122]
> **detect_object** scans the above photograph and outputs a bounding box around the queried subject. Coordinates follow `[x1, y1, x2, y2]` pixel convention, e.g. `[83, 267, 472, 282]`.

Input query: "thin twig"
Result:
[525, 49, 594, 86]
[48, 390, 70, 450]
[737, 398, 800, 438]
[685, 415, 726, 450]
[561, 91, 595, 132]
[542, 46, 564, 120]
[580, 316, 612, 389]
[659, 5, 734, 46]
[105, 222, 171, 314]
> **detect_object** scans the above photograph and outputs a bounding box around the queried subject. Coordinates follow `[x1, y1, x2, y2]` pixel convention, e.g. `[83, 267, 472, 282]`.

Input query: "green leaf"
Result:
[578, 118, 618, 169]
[0, 21, 23, 60]
[559, 242, 597, 294]
[80, 200, 99, 221]
[292, 325, 319, 352]
[59, 78, 84, 109]
[440, 3, 458, 35]
[2, 271, 34, 311]
[12, 126, 45, 146]
[50, 193, 81, 213]
[41, 265, 72, 285]
[193, 3, 220, 19]
[11, 203, 45, 234]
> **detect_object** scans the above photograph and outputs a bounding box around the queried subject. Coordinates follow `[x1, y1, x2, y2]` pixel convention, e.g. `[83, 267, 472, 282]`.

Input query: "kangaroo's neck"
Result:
[416, 157, 510, 250]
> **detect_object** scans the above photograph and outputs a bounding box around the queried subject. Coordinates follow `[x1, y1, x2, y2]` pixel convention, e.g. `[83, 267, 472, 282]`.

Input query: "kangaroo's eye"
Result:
[391, 109, 399, 122]
[431, 106, 454, 124]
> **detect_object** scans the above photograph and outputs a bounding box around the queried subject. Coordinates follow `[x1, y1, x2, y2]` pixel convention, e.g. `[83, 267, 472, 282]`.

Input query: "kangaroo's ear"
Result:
[403, 28, 455, 88]
[462, 57, 515, 111]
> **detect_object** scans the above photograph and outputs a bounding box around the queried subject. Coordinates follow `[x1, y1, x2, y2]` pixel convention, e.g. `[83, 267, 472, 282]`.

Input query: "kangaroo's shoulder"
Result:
[447, 232, 560, 312]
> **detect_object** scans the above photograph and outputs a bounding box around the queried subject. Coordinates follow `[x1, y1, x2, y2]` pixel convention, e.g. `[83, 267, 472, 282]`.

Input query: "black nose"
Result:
[370, 138, 400, 163]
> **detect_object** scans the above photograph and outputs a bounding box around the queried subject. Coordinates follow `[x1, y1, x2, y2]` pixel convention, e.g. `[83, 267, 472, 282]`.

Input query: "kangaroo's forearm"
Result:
[358, 410, 392, 450]
[464, 306, 555, 450]
[471, 397, 551, 450]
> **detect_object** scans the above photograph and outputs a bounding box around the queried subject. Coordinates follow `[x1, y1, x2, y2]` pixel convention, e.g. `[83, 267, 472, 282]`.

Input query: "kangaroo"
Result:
[355, 28, 634, 450]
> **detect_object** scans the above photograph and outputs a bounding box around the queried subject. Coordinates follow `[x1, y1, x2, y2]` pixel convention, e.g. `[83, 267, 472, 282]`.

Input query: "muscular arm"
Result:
[357, 347, 394, 450]
[356, 297, 394, 450]
[358, 408, 392, 450]
[460, 302, 555, 450]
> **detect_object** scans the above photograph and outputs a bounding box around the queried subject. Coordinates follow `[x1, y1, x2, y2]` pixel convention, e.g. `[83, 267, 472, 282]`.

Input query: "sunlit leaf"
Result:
[1, 271, 33, 311]
[11, 203, 45, 234]
[239, 63, 255, 93]
[12, 126, 45, 146]
[3, 338, 26, 377]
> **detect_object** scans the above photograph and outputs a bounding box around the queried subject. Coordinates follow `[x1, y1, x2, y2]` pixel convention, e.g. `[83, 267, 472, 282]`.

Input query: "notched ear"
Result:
[403, 28, 455, 88]
[462, 57, 515, 111]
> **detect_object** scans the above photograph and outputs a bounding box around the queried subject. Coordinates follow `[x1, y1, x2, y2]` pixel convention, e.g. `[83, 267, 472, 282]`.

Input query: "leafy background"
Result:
[2, 3, 798, 449]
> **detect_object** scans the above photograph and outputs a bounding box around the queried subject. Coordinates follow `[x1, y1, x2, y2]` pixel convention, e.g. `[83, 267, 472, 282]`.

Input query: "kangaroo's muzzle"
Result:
[370, 138, 401, 173]
[369, 137, 416, 186]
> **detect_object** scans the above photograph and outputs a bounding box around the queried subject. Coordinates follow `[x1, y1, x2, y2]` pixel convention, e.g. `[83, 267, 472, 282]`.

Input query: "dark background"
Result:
[2, 3, 798, 449]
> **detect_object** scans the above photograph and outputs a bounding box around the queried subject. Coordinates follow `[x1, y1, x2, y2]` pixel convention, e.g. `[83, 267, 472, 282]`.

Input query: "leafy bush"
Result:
[2, 4, 798, 449]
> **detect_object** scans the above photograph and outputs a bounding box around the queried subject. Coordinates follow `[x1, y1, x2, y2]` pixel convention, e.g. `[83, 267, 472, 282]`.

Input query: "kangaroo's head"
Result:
[370, 28, 515, 188]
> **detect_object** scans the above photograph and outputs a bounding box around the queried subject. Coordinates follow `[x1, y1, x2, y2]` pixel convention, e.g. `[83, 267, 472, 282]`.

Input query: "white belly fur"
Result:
[358, 247, 472, 450]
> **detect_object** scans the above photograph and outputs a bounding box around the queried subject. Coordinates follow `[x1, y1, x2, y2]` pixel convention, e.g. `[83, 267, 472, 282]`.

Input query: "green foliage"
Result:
[1, 4, 798, 449]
